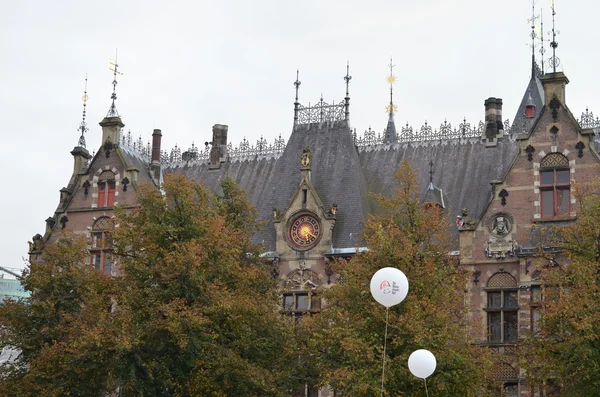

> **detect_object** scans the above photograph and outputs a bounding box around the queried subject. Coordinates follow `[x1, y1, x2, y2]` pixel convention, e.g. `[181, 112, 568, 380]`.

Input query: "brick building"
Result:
[29, 51, 600, 396]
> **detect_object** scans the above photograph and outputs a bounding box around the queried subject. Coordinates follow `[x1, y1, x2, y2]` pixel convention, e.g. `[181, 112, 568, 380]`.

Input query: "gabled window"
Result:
[98, 171, 116, 208]
[540, 153, 570, 218]
[90, 217, 114, 276]
[485, 272, 518, 344]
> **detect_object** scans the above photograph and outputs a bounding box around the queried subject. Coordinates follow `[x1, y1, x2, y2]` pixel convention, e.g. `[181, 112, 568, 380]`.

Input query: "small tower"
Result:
[384, 58, 398, 143]
[99, 52, 124, 150]
[70, 75, 92, 173]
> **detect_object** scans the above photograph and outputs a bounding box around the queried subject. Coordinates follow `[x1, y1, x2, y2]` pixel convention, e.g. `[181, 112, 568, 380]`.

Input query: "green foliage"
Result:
[0, 175, 300, 396]
[521, 178, 600, 395]
[301, 162, 492, 396]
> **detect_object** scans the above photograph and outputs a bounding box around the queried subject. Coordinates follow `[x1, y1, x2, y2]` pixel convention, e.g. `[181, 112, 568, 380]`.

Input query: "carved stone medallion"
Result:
[488, 212, 513, 237]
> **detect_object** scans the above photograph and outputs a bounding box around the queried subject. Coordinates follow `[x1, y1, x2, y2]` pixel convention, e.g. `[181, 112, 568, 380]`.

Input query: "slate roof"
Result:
[166, 120, 371, 250]
[510, 73, 545, 135]
[358, 138, 519, 243]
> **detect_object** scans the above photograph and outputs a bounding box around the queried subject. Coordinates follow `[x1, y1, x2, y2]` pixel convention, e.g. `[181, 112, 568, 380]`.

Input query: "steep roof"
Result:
[358, 138, 519, 243]
[165, 120, 371, 250]
[510, 72, 545, 135]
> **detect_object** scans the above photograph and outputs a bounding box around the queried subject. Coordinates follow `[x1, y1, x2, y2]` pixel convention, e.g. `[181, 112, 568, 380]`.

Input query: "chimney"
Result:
[150, 129, 162, 186]
[484, 97, 504, 143]
[209, 124, 228, 169]
[151, 129, 162, 164]
[484, 97, 499, 141]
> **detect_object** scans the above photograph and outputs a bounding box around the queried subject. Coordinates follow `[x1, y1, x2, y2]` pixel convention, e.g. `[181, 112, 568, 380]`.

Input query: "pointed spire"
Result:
[293, 70, 301, 126]
[106, 50, 123, 118]
[528, 0, 540, 78]
[77, 74, 89, 148]
[344, 61, 352, 122]
[549, 0, 561, 72]
[384, 57, 398, 143]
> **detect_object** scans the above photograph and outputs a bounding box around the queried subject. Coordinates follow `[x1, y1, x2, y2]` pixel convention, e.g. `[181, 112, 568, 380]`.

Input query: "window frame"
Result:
[539, 160, 570, 219]
[90, 217, 114, 276]
[484, 287, 519, 344]
[97, 175, 116, 208]
[282, 291, 320, 317]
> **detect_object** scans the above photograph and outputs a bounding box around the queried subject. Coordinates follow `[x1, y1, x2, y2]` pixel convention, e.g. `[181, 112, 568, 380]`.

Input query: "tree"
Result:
[521, 178, 600, 395]
[301, 162, 492, 396]
[0, 175, 301, 396]
[0, 233, 117, 397]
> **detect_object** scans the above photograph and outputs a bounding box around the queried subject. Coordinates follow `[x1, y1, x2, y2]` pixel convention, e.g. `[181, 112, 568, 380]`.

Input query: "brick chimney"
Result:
[209, 124, 228, 169]
[484, 97, 503, 143]
[150, 129, 162, 185]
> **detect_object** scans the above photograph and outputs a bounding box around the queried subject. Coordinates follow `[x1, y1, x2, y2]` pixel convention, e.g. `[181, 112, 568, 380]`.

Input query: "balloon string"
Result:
[424, 378, 429, 397]
[380, 307, 389, 397]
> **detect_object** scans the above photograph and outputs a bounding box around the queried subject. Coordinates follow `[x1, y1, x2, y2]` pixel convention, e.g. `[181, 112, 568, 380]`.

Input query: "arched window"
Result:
[98, 170, 116, 208]
[486, 272, 518, 343]
[90, 217, 114, 276]
[491, 362, 519, 397]
[540, 153, 570, 218]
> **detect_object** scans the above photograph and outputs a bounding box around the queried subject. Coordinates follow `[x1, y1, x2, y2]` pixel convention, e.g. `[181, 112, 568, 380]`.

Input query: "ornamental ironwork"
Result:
[120, 130, 152, 162]
[297, 97, 346, 124]
[355, 118, 488, 146]
[578, 108, 600, 129]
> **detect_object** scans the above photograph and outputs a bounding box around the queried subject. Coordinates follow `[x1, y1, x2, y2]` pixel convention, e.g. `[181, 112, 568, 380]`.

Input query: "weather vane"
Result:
[77, 74, 89, 148]
[106, 49, 123, 117]
[549, 0, 560, 72]
[385, 57, 398, 115]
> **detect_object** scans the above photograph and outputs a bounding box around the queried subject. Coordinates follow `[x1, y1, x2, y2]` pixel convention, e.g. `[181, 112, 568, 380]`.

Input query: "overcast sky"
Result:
[2, 0, 599, 271]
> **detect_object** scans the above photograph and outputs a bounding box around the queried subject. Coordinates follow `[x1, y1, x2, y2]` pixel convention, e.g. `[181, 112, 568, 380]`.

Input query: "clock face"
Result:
[289, 214, 322, 250]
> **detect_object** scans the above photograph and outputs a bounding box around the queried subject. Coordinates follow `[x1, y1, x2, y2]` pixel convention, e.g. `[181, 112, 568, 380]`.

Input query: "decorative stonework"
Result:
[486, 212, 516, 259]
[283, 262, 321, 291]
[488, 212, 513, 237]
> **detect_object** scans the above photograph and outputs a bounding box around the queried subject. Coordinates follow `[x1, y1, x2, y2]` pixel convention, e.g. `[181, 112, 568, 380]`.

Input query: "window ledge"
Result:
[534, 216, 576, 223]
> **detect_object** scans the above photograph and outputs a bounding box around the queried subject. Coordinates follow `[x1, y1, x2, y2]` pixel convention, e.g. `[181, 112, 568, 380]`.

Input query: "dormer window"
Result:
[539, 153, 570, 218]
[98, 170, 116, 208]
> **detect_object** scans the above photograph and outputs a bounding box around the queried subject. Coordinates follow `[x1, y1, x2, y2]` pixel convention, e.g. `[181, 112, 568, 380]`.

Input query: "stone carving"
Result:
[284, 262, 320, 290]
[486, 212, 516, 259]
[488, 212, 513, 237]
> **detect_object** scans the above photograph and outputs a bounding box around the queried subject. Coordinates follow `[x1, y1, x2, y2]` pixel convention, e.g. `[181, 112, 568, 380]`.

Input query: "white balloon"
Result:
[369, 267, 409, 308]
[408, 349, 437, 379]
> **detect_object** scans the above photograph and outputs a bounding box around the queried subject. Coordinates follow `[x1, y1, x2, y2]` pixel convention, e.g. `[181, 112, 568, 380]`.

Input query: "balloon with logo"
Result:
[408, 349, 437, 379]
[369, 267, 409, 307]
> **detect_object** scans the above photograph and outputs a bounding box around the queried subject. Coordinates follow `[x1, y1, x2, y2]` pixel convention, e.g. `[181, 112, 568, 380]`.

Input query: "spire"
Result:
[549, 0, 561, 72]
[77, 74, 89, 148]
[106, 50, 123, 118]
[528, 0, 540, 78]
[293, 70, 301, 126]
[384, 57, 398, 143]
[344, 61, 352, 122]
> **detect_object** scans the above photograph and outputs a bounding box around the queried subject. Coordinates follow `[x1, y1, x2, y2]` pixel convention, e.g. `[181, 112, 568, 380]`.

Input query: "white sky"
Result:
[2, 0, 599, 270]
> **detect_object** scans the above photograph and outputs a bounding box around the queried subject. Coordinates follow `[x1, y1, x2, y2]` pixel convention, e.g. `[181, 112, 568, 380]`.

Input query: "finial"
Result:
[293, 70, 301, 126]
[344, 61, 352, 97]
[294, 70, 301, 102]
[385, 57, 398, 116]
[528, 0, 539, 78]
[549, 0, 560, 73]
[344, 62, 352, 122]
[77, 74, 89, 148]
[429, 160, 434, 185]
[107, 49, 123, 118]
